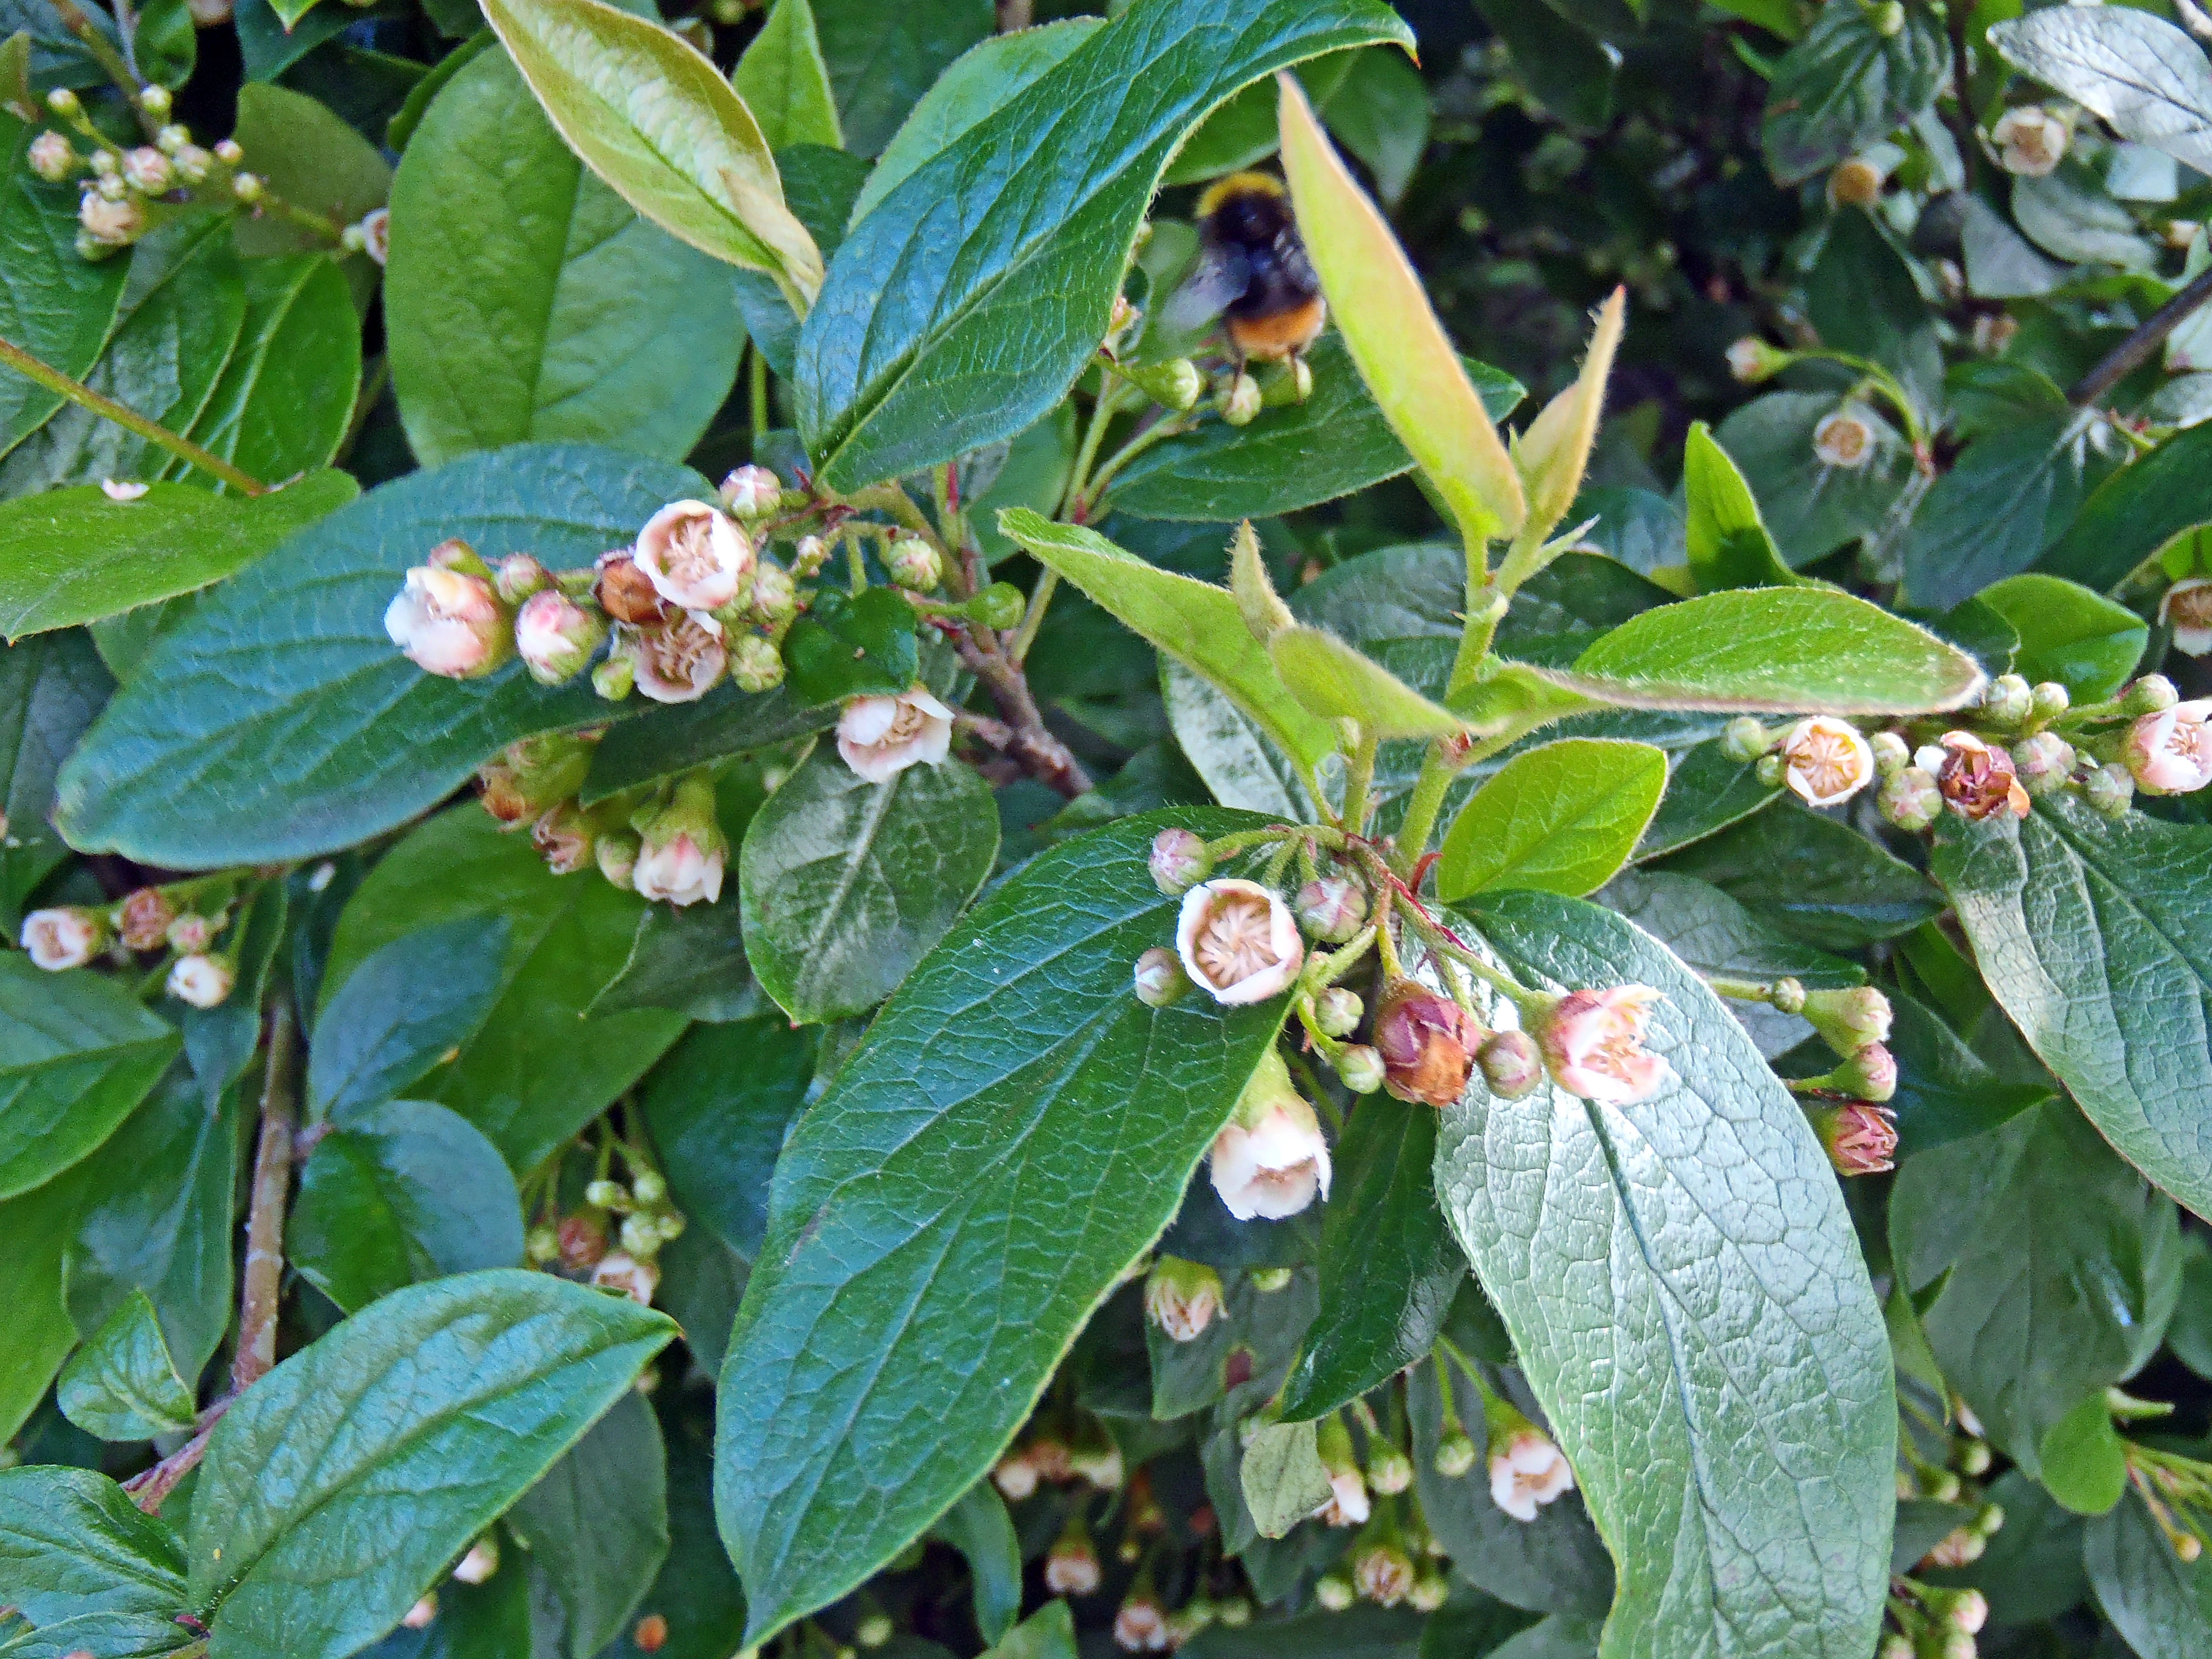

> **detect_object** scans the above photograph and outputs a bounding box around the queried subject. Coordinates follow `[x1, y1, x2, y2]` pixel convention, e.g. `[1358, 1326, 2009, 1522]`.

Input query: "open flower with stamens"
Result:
[1537, 985, 1669, 1105]
[837, 687, 954, 783]
[21, 907, 105, 970]
[2124, 699, 2212, 796]
[1490, 1427, 1575, 1522]
[1176, 879, 1303, 1005]
[1777, 715, 1875, 807]
[634, 500, 755, 612]
[2160, 577, 2212, 657]
[386, 565, 510, 678]
[617, 614, 726, 705]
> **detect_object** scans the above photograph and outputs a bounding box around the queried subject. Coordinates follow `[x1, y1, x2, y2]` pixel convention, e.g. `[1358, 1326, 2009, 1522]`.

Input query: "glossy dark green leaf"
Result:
[186, 1270, 675, 1659]
[581, 681, 838, 803]
[1631, 738, 1778, 860]
[1437, 889, 1895, 1659]
[1656, 801, 1942, 950]
[2086, 1487, 2212, 1657]
[387, 51, 744, 465]
[290, 1100, 526, 1312]
[58, 444, 706, 867]
[0, 953, 181, 1200]
[0, 111, 126, 458]
[356, 1560, 530, 1659]
[1682, 420, 1801, 591]
[640, 1017, 816, 1259]
[1884, 990, 2050, 1157]
[0, 1609, 192, 1658]
[2036, 423, 2212, 594]
[1931, 793, 2212, 1221]
[308, 917, 507, 1119]
[1890, 1100, 2178, 1470]
[586, 1407, 747, 1659]
[323, 810, 686, 1171]
[715, 810, 1291, 1643]
[794, 0, 1411, 490]
[1437, 739, 1667, 901]
[778, 584, 921, 706]
[739, 746, 999, 1023]
[589, 897, 761, 1022]
[0, 629, 109, 933]
[0, 471, 357, 642]
[0, 1466, 187, 1623]
[2172, 1232, 2212, 1380]
[1900, 413, 2123, 611]
[1970, 573, 2146, 700]
[56, 1288, 196, 1440]
[924, 1484, 1021, 1646]
[510, 1388, 668, 1659]
[1278, 1102, 1459, 1421]
[810, 0, 987, 159]
[733, 0, 840, 150]
[1760, 0, 1946, 184]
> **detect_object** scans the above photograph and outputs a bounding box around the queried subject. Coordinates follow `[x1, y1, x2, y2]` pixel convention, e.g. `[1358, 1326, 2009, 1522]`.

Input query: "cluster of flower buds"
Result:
[31, 86, 284, 261]
[2118, 1435, 2212, 1563]
[475, 733, 731, 908]
[1762, 980, 1898, 1175]
[1881, 1580, 1989, 1659]
[20, 883, 236, 1007]
[990, 1405, 1125, 1501]
[526, 1164, 684, 1306]
[1431, 1362, 1577, 1524]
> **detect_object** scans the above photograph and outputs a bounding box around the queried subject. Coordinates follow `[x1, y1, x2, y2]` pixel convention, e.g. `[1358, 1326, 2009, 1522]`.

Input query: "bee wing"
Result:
[1273, 228, 1318, 294]
[1161, 242, 1251, 332]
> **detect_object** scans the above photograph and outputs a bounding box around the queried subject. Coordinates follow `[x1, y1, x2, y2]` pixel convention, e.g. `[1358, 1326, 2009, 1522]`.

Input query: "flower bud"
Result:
[1210, 1049, 1330, 1220]
[635, 500, 754, 612]
[837, 686, 954, 783]
[595, 829, 641, 889]
[585, 1178, 627, 1209]
[115, 886, 176, 952]
[136, 83, 171, 120]
[1877, 1639, 1912, 1659]
[1132, 946, 1185, 1007]
[1313, 985, 1361, 1037]
[28, 131, 76, 182]
[77, 188, 143, 247]
[231, 171, 263, 203]
[1067, 1416, 1123, 1490]
[1043, 1522, 1101, 1595]
[402, 1595, 437, 1630]
[632, 1614, 668, 1653]
[492, 552, 550, 606]
[590, 1249, 658, 1305]
[1490, 1425, 1575, 1522]
[1769, 977, 1806, 1015]
[1476, 1029, 1545, 1099]
[2010, 731, 2075, 796]
[2125, 674, 2178, 715]
[167, 953, 234, 1009]
[1129, 356, 1203, 412]
[790, 533, 830, 577]
[557, 1213, 607, 1268]
[1720, 715, 1771, 761]
[1800, 985, 1892, 1052]
[1869, 730, 1911, 777]
[2160, 575, 2212, 657]
[2084, 760, 2134, 818]
[1992, 105, 2068, 176]
[1536, 985, 1669, 1104]
[1980, 672, 2032, 728]
[1314, 1573, 1355, 1612]
[1933, 732, 2029, 821]
[1827, 155, 1886, 207]
[1250, 1265, 1292, 1292]
[1353, 1535, 1415, 1606]
[1778, 715, 1875, 807]
[1367, 1443, 1414, 1497]
[1373, 979, 1478, 1108]
[511, 589, 607, 686]
[2029, 680, 2072, 723]
[726, 632, 785, 693]
[386, 565, 511, 678]
[1216, 1598, 1251, 1629]
[1755, 752, 1784, 787]
[1830, 1043, 1898, 1103]
[89, 149, 117, 177]
[1435, 1427, 1478, 1477]
[884, 534, 942, 592]
[966, 582, 1027, 631]
[1222, 371, 1262, 427]
[1805, 1101, 1897, 1176]
[745, 561, 798, 628]
[1725, 337, 1788, 384]
[1878, 765, 1942, 831]
[718, 464, 782, 519]
[1924, 1526, 1985, 1569]
[594, 551, 670, 625]
[46, 87, 78, 116]
[1149, 827, 1211, 894]
[21, 906, 106, 970]
[531, 803, 596, 875]
[1812, 404, 1877, 469]
[1294, 875, 1367, 943]
[452, 1536, 499, 1584]
[1144, 1255, 1224, 1342]
[164, 912, 215, 954]
[121, 145, 171, 192]
[652, 1210, 684, 1242]
[630, 775, 727, 907]
[1333, 1044, 1385, 1095]
[991, 1448, 1038, 1501]
[1177, 878, 1302, 1004]
[526, 1224, 560, 1263]
[1114, 1593, 1167, 1651]
[617, 614, 726, 704]
[1408, 1566, 1450, 1613]
[619, 1214, 661, 1258]
[2123, 698, 2212, 795]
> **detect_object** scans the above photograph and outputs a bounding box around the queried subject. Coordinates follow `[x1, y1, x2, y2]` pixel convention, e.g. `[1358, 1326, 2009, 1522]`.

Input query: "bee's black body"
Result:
[1169, 172, 1328, 363]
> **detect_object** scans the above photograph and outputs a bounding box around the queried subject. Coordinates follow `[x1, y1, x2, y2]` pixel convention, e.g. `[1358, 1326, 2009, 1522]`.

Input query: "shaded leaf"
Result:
[510, 1389, 669, 1659]
[640, 1017, 815, 1260]
[0, 952, 180, 1200]
[0, 110, 126, 458]
[308, 917, 508, 1120]
[734, 0, 841, 150]
[55, 1289, 196, 1440]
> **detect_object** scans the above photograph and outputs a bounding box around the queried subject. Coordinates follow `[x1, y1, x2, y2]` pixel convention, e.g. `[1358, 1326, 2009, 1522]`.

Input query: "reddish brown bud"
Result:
[1933, 732, 2029, 821]
[632, 1615, 668, 1653]
[1373, 980, 1478, 1108]
[594, 552, 670, 625]
[557, 1213, 608, 1270]
[1807, 1101, 1897, 1176]
[116, 886, 175, 952]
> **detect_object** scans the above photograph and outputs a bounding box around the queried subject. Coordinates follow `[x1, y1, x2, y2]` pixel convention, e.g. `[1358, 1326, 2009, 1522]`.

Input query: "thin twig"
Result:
[47, 0, 152, 134]
[2070, 267, 2212, 409]
[123, 1399, 231, 1513]
[1944, 2, 1980, 192]
[945, 624, 1093, 798]
[0, 335, 267, 494]
[233, 1002, 298, 1391]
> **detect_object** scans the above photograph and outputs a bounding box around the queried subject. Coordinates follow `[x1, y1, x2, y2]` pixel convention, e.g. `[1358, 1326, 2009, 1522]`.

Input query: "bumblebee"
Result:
[1166, 171, 1327, 369]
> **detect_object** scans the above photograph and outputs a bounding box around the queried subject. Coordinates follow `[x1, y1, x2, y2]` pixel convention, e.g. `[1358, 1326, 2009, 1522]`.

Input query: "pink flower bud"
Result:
[1176, 879, 1303, 1005]
[1828, 1043, 1898, 1102]
[1777, 715, 1875, 807]
[1806, 1101, 1897, 1176]
[2085, 761, 2134, 818]
[165, 912, 215, 954]
[2123, 698, 2212, 795]
[356, 206, 389, 266]
[630, 777, 727, 907]
[2010, 731, 2076, 797]
[1812, 405, 1877, 469]
[531, 803, 596, 875]
[1725, 337, 1786, 383]
[1294, 874, 1367, 942]
[718, 464, 781, 519]
[21, 906, 105, 970]
[167, 953, 234, 1009]
[451, 1537, 500, 1584]
[77, 188, 143, 247]
[1537, 985, 1670, 1105]
[634, 500, 754, 612]
[1933, 731, 2030, 820]
[115, 886, 176, 952]
[386, 566, 511, 679]
[836, 687, 954, 784]
[28, 132, 75, 182]
[1992, 105, 2068, 175]
[1373, 979, 1478, 1107]
[558, 1213, 608, 1269]
[514, 590, 606, 685]
[121, 145, 170, 192]
[492, 552, 550, 606]
[617, 614, 726, 704]
[790, 534, 830, 577]
[1489, 1427, 1574, 1522]
[1043, 1533, 1100, 1595]
[590, 1249, 658, 1305]
[401, 1595, 437, 1630]
[1476, 1029, 1544, 1099]
[1113, 1595, 1167, 1652]
[1144, 1256, 1223, 1342]
[2160, 576, 2212, 657]
[1800, 985, 1892, 1050]
[727, 633, 784, 693]
[1209, 1051, 1330, 1221]
[1149, 827, 1211, 894]
[1878, 765, 1941, 831]
[1132, 946, 1185, 1007]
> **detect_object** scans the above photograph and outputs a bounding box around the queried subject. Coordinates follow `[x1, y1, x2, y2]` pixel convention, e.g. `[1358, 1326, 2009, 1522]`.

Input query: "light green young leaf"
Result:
[2039, 1393, 2128, 1518]
[479, 0, 823, 304]
[733, 0, 841, 150]
[56, 1288, 197, 1440]
[1279, 73, 1524, 549]
[229, 83, 391, 267]
[1682, 421, 1802, 593]
[981, 1601, 1078, 1659]
[186, 1270, 675, 1659]
[0, 1465, 187, 1623]
[0, 952, 181, 1201]
[0, 471, 357, 641]
[1515, 288, 1625, 544]
[1240, 1421, 1332, 1540]
[1971, 573, 2145, 701]
[1268, 625, 1466, 739]
[1436, 739, 1667, 902]
[1989, 7, 2212, 177]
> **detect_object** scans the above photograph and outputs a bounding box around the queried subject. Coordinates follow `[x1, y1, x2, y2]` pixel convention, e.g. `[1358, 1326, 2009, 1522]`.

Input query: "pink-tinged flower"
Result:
[2161, 577, 2212, 657]
[619, 614, 726, 704]
[356, 206, 389, 267]
[166, 913, 215, 954]
[77, 189, 142, 247]
[1114, 1596, 1167, 1652]
[1145, 1256, 1224, 1343]
[21, 907, 103, 970]
[1149, 827, 1210, 894]
[836, 687, 954, 783]
[991, 1448, 1038, 1501]
[1043, 1534, 1100, 1595]
[1992, 106, 2067, 176]
[590, 1250, 658, 1305]
[1176, 879, 1303, 1005]
[1933, 731, 2029, 819]
[1209, 1053, 1330, 1221]
[2125, 699, 2212, 795]
[1489, 1428, 1575, 1522]
[385, 565, 510, 678]
[1319, 1468, 1370, 1527]
[1373, 979, 1479, 1108]
[1778, 715, 1875, 807]
[1726, 337, 1784, 383]
[514, 590, 606, 685]
[1538, 986, 1670, 1105]
[121, 145, 171, 192]
[100, 479, 148, 501]
[1812, 406, 1876, 469]
[1809, 1101, 1898, 1177]
[28, 132, 75, 183]
[531, 804, 596, 876]
[167, 953, 234, 1009]
[631, 775, 726, 906]
[634, 500, 754, 612]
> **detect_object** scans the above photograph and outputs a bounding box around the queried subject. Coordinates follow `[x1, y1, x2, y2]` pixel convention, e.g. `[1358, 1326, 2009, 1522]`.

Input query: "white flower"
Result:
[991, 1450, 1039, 1501]
[591, 1250, 658, 1305]
[385, 565, 509, 678]
[618, 614, 725, 704]
[836, 687, 953, 783]
[101, 479, 149, 501]
[634, 500, 754, 612]
[1489, 1428, 1575, 1522]
[167, 953, 234, 1009]
[1778, 715, 1876, 807]
[77, 189, 143, 247]
[21, 908, 102, 970]
[451, 1538, 499, 1585]
[1210, 1084, 1331, 1222]
[1043, 1538, 1100, 1595]
[357, 206, 389, 267]
[1175, 879, 1303, 1005]
[632, 829, 725, 906]
[1538, 986, 1670, 1105]
[1113, 1597, 1167, 1652]
[2124, 699, 2212, 796]
[401, 1595, 437, 1630]
[1812, 405, 1876, 469]
[1992, 106, 2068, 177]
[1319, 1469, 1370, 1527]
[2160, 576, 2212, 657]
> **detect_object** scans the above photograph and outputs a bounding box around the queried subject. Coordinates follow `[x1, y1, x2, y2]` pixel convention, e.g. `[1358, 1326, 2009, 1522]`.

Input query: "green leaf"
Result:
[734, 0, 840, 150]
[1989, 7, 2212, 177]
[1544, 586, 1986, 715]
[1631, 738, 1779, 861]
[1105, 337, 1523, 522]
[1, 630, 110, 934]
[1436, 889, 1895, 1659]
[980, 1602, 1077, 1659]
[387, 50, 746, 465]
[186, 1271, 675, 1659]
[777, 583, 920, 706]
[57, 444, 707, 867]
[924, 1484, 1021, 1647]
[2172, 1232, 2212, 1380]
[1238, 1419, 1332, 1540]
[1001, 510, 1336, 776]
[1149, 1266, 1315, 1420]
[1969, 572, 2147, 700]
[738, 746, 999, 1023]
[1469, 0, 1614, 130]
[1760, 0, 1946, 184]
[1322, 44, 1431, 204]
[1900, 413, 2122, 611]
[2038, 1392, 2128, 1517]
[0, 1465, 187, 1623]
[1915, 1469, 2086, 1619]
[0, 953, 181, 1200]
[2086, 1489, 2212, 1659]
[356, 1564, 530, 1659]
[639, 1016, 816, 1259]
[814, 0, 990, 158]
[1931, 793, 2212, 1219]
[479, 0, 823, 304]
[582, 1410, 745, 1659]
[1715, 392, 1913, 570]
[1883, 990, 2050, 1157]
[2036, 424, 2212, 594]
[56, 1288, 196, 1440]
[510, 1389, 669, 1659]
[1436, 739, 1666, 902]
[795, 0, 1411, 490]
[1268, 624, 1466, 739]
[308, 917, 508, 1119]
[715, 810, 1292, 1643]
[1277, 1102, 1460, 1421]
[323, 809, 687, 1171]
[230, 83, 390, 275]
[1657, 801, 1942, 951]
[588, 896, 761, 1022]
[289, 1100, 527, 1312]
[0, 1166, 82, 1442]
[1890, 1100, 2178, 1470]
[1682, 421, 1802, 592]
[0, 111, 127, 459]
[0, 471, 357, 641]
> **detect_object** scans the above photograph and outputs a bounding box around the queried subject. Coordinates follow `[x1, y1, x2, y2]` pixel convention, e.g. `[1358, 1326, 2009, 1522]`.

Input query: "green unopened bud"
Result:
[1288, 355, 1313, 403]
[155, 123, 187, 153]
[619, 1214, 662, 1258]
[584, 1178, 626, 1210]
[1755, 752, 1785, 787]
[46, 87, 78, 116]
[1878, 767, 1941, 832]
[966, 582, 1026, 630]
[1222, 371, 1262, 427]
[2125, 674, 2179, 715]
[728, 632, 784, 692]
[1980, 673, 2032, 727]
[1868, 0, 1904, 36]
[1295, 875, 1367, 942]
[1435, 1428, 1478, 1477]
[1725, 337, 1791, 384]
[1314, 1572, 1355, 1612]
[1721, 716, 1771, 762]
[212, 138, 243, 165]
[1476, 1029, 1544, 1099]
[2029, 680, 2070, 723]
[1800, 985, 1892, 1053]
[231, 171, 263, 203]
[1974, 1502, 2005, 1537]
[630, 1169, 666, 1205]
[591, 652, 636, 702]
[1367, 1444, 1414, 1495]
[596, 828, 641, 889]
[1408, 1565, 1449, 1612]
[1122, 356, 1203, 411]
[2011, 731, 2075, 796]
[1335, 1043, 1386, 1094]
[526, 1225, 560, 1263]
[854, 1613, 892, 1648]
[1250, 1266, 1293, 1293]
[1768, 977, 1806, 1015]
[746, 562, 798, 628]
[1869, 730, 1912, 777]
[1877, 1637, 1913, 1659]
[2084, 761, 2134, 817]
[138, 84, 171, 121]
[885, 534, 941, 592]
[1132, 946, 1185, 1007]
[1955, 1438, 1992, 1476]
[1313, 986, 1362, 1037]
[1216, 1598, 1252, 1628]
